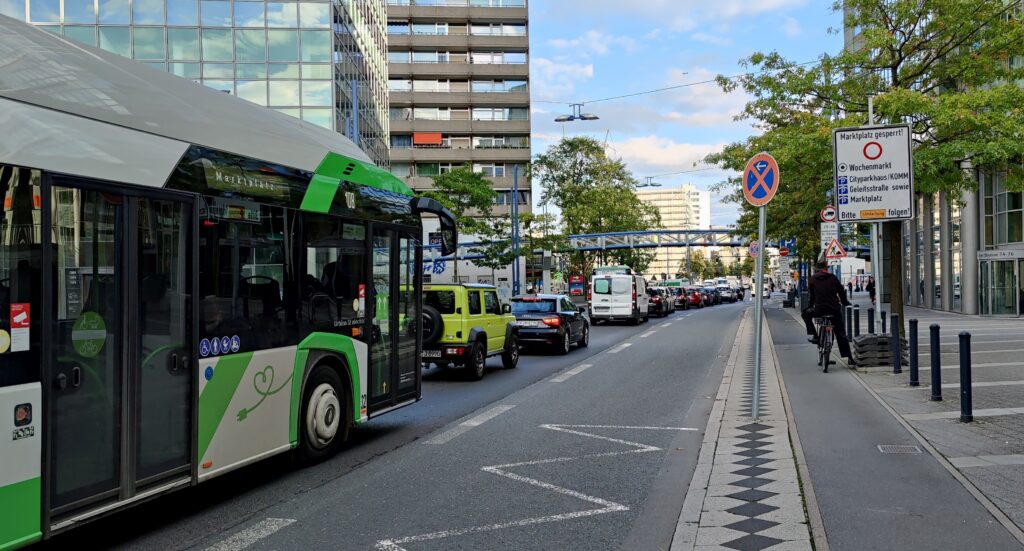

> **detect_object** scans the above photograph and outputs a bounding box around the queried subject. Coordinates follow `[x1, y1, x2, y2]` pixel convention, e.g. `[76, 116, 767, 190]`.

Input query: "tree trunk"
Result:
[885, 220, 905, 339]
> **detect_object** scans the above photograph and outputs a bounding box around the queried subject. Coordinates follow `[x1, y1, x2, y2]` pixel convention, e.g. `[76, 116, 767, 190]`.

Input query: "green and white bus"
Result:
[0, 17, 455, 549]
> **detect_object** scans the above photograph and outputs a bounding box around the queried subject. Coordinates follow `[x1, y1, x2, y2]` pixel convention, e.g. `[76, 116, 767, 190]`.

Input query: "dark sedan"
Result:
[511, 294, 590, 354]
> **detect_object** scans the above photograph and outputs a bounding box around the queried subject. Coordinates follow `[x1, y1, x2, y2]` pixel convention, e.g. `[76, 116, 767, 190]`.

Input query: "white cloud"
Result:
[530, 57, 594, 101]
[542, 0, 808, 34]
[690, 32, 732, 46]
[608, 135, 726, 175]
[783, 16, 802, 37]
[548, 29, 638, 56]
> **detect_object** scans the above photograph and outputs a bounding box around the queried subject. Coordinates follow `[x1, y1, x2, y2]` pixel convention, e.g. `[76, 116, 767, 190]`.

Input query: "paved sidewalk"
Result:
[771, 298, 1024, 550]
[672, 311, 813, 551]
[841, 299, 1024, 540]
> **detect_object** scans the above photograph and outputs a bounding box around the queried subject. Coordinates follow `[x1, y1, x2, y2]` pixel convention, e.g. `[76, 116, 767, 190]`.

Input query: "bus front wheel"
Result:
[299, 365, 351, 462]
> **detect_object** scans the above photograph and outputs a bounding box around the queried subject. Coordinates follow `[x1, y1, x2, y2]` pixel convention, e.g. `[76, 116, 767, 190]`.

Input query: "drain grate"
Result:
[877, 444, 922, 454]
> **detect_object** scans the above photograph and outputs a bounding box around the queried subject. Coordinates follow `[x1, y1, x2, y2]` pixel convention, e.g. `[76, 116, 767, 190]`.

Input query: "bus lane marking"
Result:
[205, 518, 296, 551]
[550, 364, 593, 383]
[424, 404, 516, 444]
[377, 424, 696, 550]
[609, 342, 633, 354]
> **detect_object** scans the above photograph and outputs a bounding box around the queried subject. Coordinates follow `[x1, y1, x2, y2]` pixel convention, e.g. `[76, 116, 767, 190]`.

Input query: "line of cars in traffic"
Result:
[419, 273, 748, 380]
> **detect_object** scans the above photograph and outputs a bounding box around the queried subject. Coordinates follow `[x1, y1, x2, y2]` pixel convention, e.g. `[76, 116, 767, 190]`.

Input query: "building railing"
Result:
[387, 0, 526, 7]
[390, 143, 530, 150]
[391, 59, 528, 65]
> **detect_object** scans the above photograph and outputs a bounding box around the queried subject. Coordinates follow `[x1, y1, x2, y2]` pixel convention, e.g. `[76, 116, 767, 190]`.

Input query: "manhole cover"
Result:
[877, 444, 922, 454]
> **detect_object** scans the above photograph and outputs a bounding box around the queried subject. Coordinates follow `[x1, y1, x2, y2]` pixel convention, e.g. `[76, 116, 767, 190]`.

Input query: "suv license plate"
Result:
[423, 350, 442, 358]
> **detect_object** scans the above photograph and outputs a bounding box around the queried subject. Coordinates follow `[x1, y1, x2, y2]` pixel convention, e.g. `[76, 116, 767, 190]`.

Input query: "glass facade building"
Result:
[1, 0, 389, 165]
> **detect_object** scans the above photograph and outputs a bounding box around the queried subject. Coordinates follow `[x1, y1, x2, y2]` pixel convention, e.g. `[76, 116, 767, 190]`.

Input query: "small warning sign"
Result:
[824, 238, 847, 260]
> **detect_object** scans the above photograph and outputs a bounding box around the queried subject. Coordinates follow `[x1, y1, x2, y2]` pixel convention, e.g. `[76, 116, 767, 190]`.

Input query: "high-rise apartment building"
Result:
[638, 185, 712, 279]
[385, 0, 531, 216]
[1, 0, 390, 165]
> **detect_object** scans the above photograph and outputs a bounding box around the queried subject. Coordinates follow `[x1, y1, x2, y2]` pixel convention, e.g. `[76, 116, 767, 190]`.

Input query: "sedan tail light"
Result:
[542, 317, 561, 327]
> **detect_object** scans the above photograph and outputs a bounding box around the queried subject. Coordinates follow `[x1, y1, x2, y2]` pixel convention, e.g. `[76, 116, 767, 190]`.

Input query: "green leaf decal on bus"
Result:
[236, 365, 293, 421]
[198, 353, 253, 461]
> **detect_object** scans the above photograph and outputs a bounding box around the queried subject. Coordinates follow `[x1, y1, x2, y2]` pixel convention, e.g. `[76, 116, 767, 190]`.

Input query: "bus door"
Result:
[367, 228, 420, 413]
[47, 182, 194, 519]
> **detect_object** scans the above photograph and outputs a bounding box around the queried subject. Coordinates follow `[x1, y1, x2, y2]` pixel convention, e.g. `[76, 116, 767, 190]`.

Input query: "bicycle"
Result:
[814, 317, 834, 372]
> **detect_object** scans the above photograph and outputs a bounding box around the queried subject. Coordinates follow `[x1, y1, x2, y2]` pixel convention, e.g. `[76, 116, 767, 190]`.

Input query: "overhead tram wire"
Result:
[533, 59, 824, 107]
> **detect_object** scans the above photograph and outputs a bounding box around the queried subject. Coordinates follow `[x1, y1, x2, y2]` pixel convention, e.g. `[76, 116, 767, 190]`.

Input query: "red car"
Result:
[685, 287, 704, 308]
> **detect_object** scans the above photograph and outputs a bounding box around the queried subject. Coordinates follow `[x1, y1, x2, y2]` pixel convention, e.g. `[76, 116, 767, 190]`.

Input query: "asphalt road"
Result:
[37, 301, 747, 551]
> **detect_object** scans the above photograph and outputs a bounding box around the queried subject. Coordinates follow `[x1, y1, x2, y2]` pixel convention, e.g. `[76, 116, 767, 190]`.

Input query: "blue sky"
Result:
[528, 0, 844, 227]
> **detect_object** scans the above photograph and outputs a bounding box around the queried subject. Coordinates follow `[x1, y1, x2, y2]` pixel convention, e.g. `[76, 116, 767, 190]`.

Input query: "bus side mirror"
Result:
[410, 197, 458, 257]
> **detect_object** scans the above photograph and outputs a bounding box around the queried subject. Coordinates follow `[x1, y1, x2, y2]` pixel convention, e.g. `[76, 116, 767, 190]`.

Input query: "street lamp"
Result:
[637, 176, 662, 188]
[555, 103, 599, 122]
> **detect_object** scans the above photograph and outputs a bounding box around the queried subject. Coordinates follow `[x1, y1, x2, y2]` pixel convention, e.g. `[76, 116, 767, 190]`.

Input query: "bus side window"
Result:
[200, 204, 294, 350]
[302, 215, 367, 338]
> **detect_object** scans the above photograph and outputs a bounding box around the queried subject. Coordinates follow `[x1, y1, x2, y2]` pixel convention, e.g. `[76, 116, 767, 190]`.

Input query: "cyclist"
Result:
[801, 257, 854, 365]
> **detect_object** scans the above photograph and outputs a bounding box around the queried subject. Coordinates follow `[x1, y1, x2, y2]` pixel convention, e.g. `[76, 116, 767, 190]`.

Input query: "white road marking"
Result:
[205, 518, 296, 551]
[660, 322, 672, 327]
[608, 342, 633, 354]
[424, 405, 515, 444]
[378, 424, 695, 550]
[640, 330, 657, 338]
[550, 364, 593, 383]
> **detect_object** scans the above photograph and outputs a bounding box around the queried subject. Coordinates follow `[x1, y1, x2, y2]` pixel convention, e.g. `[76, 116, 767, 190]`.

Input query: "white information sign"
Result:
[833, 124, 914, 222]
[820, 222, 838, 253]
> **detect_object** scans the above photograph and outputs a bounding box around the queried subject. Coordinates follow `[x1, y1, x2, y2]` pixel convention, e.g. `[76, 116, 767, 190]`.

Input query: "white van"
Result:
[590, 273, 649, 324]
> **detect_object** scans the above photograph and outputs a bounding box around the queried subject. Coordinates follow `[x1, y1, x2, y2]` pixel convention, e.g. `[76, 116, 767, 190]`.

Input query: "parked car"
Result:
[510, 294, 590, 354]
[685, 287, 704, 308]
[704, 287, 722, 305]
[717, 285, 737, 303]
[589, 273, 649, 324]
[670, 287, 690, 310]
[647, 288, 673, 317]
[422, 283, 520, 380]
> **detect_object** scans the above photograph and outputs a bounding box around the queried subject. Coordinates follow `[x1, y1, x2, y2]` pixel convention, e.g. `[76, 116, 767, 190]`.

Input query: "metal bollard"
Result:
[960, 332, 972, 422]
[909, 319, 919, 386]
[868, 308, 875, 334]
[891, 314, 901, 374]
[930, 324, 942, 401]
[881, 311, 887, 334]
[846, 306, 853, 336]
[854, 305, 860, 337]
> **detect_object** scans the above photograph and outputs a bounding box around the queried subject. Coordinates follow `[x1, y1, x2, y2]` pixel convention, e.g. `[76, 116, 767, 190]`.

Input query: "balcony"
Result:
[390, 145, 531, 162]
[387, 3, 527, 23]
[402, 175, 531, 193]
[389, 90, 529, 107]
[387, 33, 528, 50]
[389, 119, 531, 133]
[388, 62, 529, 79]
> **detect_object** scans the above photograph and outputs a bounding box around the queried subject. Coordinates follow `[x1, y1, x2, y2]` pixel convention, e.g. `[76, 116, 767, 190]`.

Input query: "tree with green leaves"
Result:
[707, 0, 1024, 330]
[679, 250, 710, 281]
[531, 137, 662, 277]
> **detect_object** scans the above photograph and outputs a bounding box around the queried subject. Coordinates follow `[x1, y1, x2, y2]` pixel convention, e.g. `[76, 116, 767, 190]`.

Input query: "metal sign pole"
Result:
[867, 96, 883, 331]
[752, 205, 766, 419]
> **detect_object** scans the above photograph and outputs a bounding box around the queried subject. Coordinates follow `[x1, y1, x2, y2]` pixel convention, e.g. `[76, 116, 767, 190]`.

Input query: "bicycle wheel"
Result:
[822, 328, 833, 372]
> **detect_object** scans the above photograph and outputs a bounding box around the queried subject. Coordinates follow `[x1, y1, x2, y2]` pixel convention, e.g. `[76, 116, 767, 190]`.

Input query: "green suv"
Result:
[421, 283, 520, 379]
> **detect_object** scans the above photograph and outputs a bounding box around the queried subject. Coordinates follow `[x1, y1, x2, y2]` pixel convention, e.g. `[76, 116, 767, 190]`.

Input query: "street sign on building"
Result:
[832, 124, 914, 222]
[820, 222, 838, 253]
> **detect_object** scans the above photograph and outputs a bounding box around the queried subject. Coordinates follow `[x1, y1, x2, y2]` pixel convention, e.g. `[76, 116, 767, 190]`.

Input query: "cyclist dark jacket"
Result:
[807, 270, 850, 311]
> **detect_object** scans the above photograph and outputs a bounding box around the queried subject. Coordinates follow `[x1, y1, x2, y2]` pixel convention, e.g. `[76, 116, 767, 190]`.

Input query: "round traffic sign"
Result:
[742, 152, 781, 207]
[749, 240, 760, 257]
[863, 141, 883, 160]
[780, 247, 790, 257]
[820, 205, 837, 223]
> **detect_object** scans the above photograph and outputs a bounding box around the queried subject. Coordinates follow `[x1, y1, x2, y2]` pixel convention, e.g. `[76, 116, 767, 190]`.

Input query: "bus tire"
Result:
[299, 364, 350, 462]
